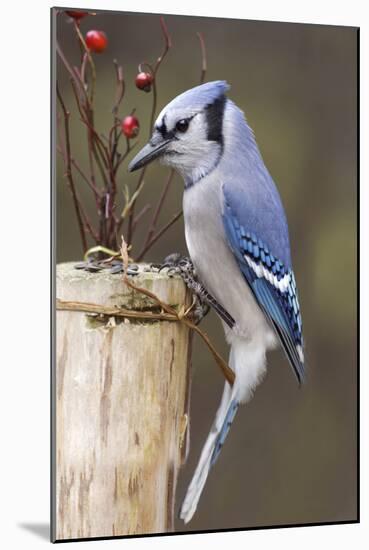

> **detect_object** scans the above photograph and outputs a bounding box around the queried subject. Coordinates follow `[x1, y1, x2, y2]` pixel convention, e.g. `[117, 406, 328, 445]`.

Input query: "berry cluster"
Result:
[58, 10, 201, 257]
[65, 11, 159, 139]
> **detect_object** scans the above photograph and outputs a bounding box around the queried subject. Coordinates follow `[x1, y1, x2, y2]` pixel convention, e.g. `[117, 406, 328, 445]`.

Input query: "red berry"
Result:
[65, 10, 89, 20]
[135, 72, 154, 93]
[121, 116, 140, 139]
[85, 30, 108, 53]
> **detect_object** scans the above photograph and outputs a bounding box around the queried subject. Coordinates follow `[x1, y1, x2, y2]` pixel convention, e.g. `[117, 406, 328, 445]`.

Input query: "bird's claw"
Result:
[159, 253, 235, 329]
[159, 253, 208, 324]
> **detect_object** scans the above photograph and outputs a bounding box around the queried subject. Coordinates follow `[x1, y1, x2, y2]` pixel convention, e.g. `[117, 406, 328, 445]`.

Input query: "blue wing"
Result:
[222, 186, 305, 384]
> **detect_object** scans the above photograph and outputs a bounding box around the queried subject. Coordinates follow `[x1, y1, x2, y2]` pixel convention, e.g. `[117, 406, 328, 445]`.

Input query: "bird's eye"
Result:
[175, 119, 189, 133]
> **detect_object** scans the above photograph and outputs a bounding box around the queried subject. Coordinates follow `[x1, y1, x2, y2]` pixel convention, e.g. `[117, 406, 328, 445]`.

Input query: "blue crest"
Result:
[164, 80, 230, 112]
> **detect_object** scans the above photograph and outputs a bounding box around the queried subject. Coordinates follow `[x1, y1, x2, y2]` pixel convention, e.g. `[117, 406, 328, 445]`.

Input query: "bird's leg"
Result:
[159, 253, 235, 329]
[158, 253, 209, 324]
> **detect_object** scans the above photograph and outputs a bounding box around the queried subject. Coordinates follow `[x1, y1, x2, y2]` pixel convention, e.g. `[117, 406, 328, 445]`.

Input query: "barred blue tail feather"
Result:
[210, 399, 239, 467]
[180, 338, 266, 523]
[179, 382, 237, 523]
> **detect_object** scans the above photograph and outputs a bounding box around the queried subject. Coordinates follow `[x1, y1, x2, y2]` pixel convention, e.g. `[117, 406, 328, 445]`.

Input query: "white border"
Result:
[1, 1, 365, 548]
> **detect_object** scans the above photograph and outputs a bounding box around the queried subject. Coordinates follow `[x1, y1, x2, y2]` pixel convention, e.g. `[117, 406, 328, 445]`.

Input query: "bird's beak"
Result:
[128, 137, 172, 172]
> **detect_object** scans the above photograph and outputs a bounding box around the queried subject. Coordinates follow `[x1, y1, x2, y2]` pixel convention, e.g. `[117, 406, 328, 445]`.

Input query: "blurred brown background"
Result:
[55, 8, 357, 533]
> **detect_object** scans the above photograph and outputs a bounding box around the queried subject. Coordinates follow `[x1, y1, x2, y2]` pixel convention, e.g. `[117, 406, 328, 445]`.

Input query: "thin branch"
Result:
[149, 65, 158, 137]
[126, 168, 146, 247]
[71, 154, 101, 198]
[112, 60, 125, 116]
[114, 137, 138, 175]
[149, 17, 172, 133]
[197, 32, 207, 84]
[69, 76, 110, 168]
[127, 17, 172, 248]
[80, 52, 88, 85]
[141, 169, 175, 251]
[133, 204, 152, 231]
[73, 20, 97, 103]
[56, 83, 88, 252]
[57, 114, 98, 244]
[136, 210, 183, 261]
[108, 123, 121, 159]
[109, 60, 126, 174]
[154, 17, 172, 75]
[78, 112, 110, 166]
[79, 204, 100, 242]
[56, 41, 84, 95]
[121, 177, 146, 221]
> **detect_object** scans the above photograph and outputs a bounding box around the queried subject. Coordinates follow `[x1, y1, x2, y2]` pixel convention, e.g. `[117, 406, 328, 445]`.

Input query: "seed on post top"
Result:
[85, 30, 108, 53]
[135, 72, 154, 93]
[121, 116, 140, 139]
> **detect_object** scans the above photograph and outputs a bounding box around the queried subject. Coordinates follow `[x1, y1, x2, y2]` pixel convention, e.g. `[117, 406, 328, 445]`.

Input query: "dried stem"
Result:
[117, 239, 235, 385]
[149, 17, 172, 132]
[136, 210, 183, 262]
[112, 60, 125, 116]
[57, 83, 88, 252]
[79, 206, 100, 242]
[73, 20, 97, 103]
[133, 204, 152, 230]
[114, 138, 137, 176]
[197, 32, 207, 84]
[56, 41, 84, 95]
[154, 17, 172, 74]
[57, 298, 182, 322]
[56, 294, 235, 386]
[110, 60, 126, 172]
[127, 17, 172, 247]
[126, 168, 146, 247]
[71, 157, 101, 199]
[141, 169, 176, 253]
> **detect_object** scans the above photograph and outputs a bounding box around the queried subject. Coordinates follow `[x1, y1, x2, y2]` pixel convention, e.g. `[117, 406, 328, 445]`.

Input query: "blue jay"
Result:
[129, 81, 304, 523]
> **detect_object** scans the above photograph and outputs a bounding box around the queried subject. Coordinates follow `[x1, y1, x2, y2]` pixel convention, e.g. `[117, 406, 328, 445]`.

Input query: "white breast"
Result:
[183, 174, 275, 349]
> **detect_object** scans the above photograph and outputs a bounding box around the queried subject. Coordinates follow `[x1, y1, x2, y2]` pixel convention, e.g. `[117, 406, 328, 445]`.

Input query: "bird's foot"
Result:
[158, 253, 235, 329]
[159, 253, 210, 324]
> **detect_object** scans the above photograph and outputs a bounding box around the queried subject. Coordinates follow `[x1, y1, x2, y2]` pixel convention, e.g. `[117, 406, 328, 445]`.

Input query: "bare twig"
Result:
[136, 210, 183, 261]
[114, 138, 138, 175]
[121, 177, 146, 221]
[126, 169, 146, 247]
[71, 157, 101, 198]
[80, 52, 88, 86]
[149, 17, 172, 133]
[197, 32, 207, 84]
[56, 298, 182, 322]
[73, 20, 97, 103]
[56, 145, 101, 199]
[141, 169, 176, 252]
[133, 204, 152, 230]
[112, 60, 125, 116]
[57, 83, 88, 252]
[56, 41, 84, 95]
[110, 60, 126, 171]
[154, 17, 172, 74]
[79, 205, 100, 242]
[127, 17, 172, 248]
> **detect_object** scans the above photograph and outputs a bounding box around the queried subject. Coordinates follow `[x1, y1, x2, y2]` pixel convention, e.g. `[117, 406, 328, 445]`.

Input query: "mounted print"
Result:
[51, 6, 358, 543]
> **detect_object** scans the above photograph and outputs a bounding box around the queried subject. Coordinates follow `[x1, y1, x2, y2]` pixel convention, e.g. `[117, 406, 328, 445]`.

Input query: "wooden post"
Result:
[53, 262, 192, 540]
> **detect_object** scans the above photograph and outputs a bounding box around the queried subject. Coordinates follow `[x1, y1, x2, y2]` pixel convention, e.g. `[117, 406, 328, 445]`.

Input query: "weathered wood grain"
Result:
[54, 263, 192, 540]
